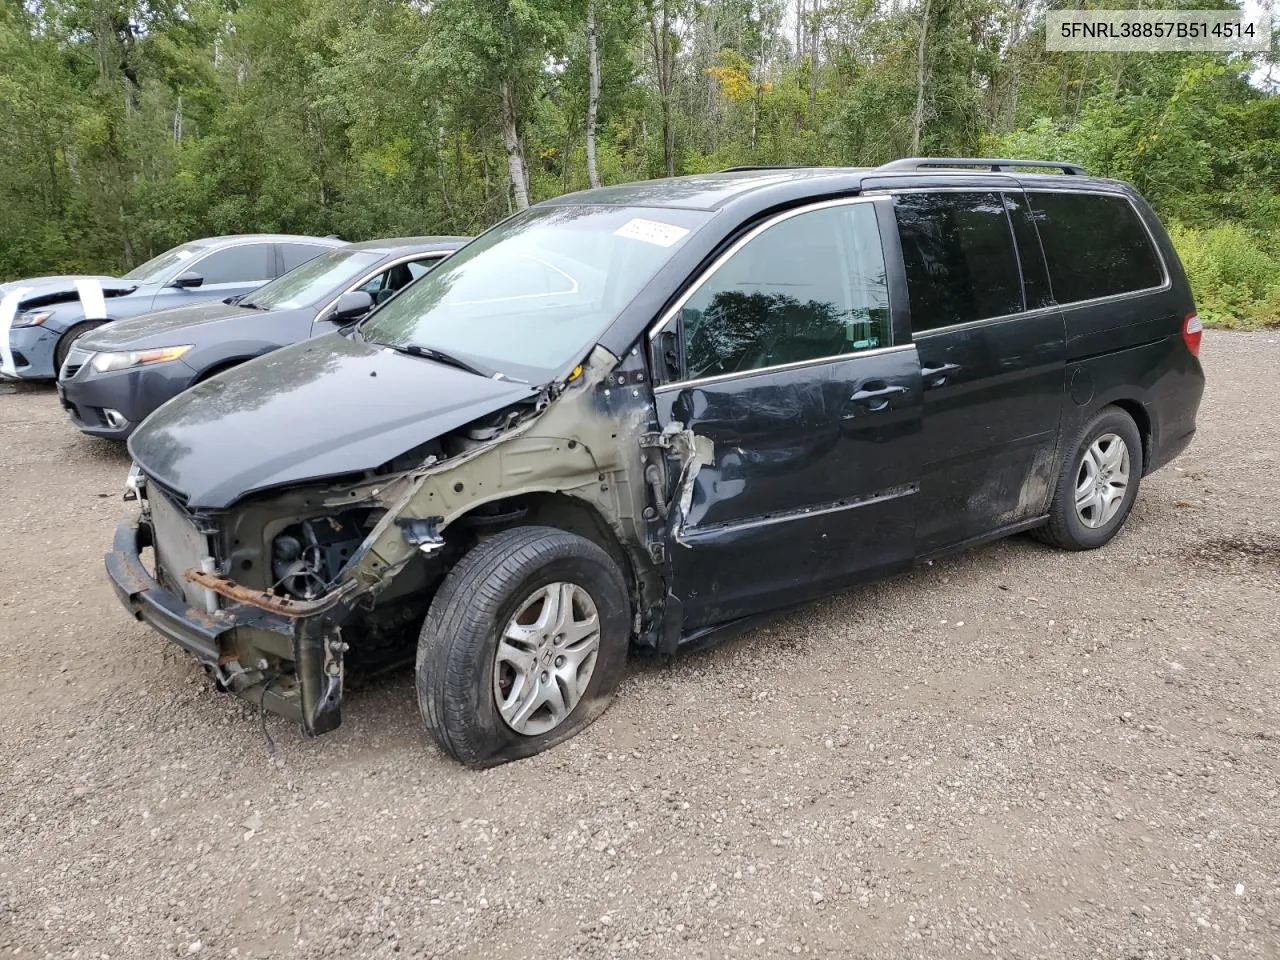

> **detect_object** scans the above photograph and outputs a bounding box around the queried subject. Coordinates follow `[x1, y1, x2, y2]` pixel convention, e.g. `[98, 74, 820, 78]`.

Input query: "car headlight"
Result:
[12, 311, 52, 328]
[89, 345, 193, 374]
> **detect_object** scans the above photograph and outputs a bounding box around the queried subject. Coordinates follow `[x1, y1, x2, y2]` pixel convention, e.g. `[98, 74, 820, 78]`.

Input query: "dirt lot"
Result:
[2, 330, 1278, 960]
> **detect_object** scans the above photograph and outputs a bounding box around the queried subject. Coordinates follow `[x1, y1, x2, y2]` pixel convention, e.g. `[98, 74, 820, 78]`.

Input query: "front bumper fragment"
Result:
[3, 324, 59, 379]
[106, 518, 346, 732]
[107, 519, 233, 665]
[59, 359, 199, 439]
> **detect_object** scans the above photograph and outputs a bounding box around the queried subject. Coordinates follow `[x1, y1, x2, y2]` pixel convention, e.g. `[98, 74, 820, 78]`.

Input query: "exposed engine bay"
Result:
[271, 511, 377, 601]
[124, 345, 710, 736]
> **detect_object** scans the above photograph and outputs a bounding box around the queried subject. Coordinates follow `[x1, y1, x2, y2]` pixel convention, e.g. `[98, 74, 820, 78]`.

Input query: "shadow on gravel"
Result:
[0, 380, 58, 398]
[62, 432, 134, 469]
[1182, 534, 1280, 570]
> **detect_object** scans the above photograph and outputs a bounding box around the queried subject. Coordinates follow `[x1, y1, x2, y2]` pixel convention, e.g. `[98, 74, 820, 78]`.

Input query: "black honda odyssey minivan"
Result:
[109, 158, 1205, 766]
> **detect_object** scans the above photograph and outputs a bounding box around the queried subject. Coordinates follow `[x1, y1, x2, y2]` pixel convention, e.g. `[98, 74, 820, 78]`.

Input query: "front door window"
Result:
[680, 203, 891, 381]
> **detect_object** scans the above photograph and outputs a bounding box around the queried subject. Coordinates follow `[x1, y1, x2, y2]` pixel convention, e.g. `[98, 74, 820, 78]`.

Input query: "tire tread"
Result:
[1034, 405, 1143, 551]
[416, 525, 626, 767]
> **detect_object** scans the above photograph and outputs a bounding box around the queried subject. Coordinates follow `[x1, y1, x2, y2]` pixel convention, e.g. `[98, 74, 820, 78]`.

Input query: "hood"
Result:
[0, 275, 136, 308]
[82, 299, 251, 351]
[128, 332, 538, 509]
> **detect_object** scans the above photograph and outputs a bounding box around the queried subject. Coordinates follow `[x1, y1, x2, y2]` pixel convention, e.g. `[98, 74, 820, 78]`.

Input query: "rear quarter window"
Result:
[1027, 192, 1165, 304]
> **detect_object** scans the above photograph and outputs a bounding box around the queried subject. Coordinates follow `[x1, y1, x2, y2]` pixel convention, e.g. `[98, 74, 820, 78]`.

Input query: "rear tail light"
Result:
[1182, 313, 1202, 358]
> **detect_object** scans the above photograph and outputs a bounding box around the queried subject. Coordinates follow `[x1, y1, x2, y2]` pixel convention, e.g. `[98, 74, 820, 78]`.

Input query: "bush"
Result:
[1168, 222, 1280, 329]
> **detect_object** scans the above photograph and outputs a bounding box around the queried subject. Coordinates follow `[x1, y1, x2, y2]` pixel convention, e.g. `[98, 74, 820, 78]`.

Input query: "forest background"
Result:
[1, 0, 1277, 325]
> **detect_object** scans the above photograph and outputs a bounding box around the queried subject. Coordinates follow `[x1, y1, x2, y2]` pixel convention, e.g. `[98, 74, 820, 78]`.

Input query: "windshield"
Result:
[121, 242, 210, 283]
[241, 249, 383, 311]
[358, 204, 709, 382]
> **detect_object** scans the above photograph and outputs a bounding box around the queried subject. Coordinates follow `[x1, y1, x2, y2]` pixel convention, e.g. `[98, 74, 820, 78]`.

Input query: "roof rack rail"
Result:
[719, 165, 808, 172]
[876, 157, 1088, 176]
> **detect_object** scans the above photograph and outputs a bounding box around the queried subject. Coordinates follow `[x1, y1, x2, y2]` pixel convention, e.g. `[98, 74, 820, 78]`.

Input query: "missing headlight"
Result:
[270, 510, 378, 600]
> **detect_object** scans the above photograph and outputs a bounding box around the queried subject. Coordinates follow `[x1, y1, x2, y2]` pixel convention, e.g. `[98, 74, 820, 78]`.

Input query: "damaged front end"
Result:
[107, 344, 708, 736]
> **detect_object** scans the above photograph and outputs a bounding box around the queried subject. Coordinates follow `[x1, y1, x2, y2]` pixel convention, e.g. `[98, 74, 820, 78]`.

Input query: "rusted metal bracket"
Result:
[184, 568, 357, 619]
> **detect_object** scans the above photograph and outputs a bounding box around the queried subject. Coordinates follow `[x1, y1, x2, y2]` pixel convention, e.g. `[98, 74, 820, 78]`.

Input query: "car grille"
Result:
[148, 485, 214, 610]
[60, 346, 93, 381]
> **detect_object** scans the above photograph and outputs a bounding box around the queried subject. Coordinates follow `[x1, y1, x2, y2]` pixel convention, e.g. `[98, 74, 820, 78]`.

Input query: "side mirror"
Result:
[330, 290, 374, 322]
[172, 271, 204, 289]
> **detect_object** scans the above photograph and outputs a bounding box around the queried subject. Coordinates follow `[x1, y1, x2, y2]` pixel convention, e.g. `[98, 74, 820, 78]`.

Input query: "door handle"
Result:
[921, 361, 961, 387]
[850, 384, 908, 412]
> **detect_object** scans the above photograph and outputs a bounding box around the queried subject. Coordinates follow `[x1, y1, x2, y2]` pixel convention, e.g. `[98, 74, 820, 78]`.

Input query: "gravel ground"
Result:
[2, 330, 1278, 960]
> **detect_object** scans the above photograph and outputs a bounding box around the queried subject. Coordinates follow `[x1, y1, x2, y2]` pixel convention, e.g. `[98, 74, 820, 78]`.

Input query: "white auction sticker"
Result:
[74, 278, 107, 320]
[614, 218, 691, 248]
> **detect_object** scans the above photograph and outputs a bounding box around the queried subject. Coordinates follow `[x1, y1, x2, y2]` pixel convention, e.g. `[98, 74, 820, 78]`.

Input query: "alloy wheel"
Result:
[1074, 432, 1131, 529]
[493, 582, 601, 736]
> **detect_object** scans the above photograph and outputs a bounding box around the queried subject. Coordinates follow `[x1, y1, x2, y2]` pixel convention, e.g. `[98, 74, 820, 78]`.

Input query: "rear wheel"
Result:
[1035, 406, 1144, 550]
[54, 321, 106, 373]
[416, 526, 630, 767]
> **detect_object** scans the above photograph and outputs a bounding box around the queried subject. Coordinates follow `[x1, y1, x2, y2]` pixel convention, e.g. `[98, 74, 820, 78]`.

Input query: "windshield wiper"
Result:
[387, 342, 495, 379]
[237, 300, 268, 310]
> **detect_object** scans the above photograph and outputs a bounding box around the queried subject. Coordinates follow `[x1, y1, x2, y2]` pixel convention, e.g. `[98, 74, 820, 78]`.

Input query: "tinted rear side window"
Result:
[894, 192, 1024, 332]
[195, 243, 273, 283]
[280, 242, 332, 273]
[1027, 192, 1165, 304]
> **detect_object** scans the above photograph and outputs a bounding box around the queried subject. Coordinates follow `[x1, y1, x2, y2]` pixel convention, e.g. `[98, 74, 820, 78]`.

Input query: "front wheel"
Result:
[416, 526, 631, 767]
[1035, 406, 1144, 550]
[54, 321, 106, 374]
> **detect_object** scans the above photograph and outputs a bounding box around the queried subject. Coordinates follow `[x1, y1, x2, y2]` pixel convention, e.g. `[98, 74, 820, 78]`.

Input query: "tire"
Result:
[1034, 405, 1144, 550]
[416, 525, 630, 768]
[54, 321, 106, 373]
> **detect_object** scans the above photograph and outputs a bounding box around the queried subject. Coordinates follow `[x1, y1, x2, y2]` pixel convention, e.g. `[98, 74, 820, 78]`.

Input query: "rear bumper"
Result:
[106, 518, 306, 724]
[1148, 425, 1195, 474]
[1146, 356, 1204, 474]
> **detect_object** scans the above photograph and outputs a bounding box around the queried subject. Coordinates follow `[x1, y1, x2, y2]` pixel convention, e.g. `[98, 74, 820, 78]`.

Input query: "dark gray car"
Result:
[58, 237, 467, 439]
[2, 234, 346, 381]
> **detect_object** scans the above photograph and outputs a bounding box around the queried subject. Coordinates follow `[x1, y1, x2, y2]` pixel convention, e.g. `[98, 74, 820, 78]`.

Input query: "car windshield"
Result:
[358, 204, 709, 382]
[121, 242, 210, 283]
[241, 249, 384, 311]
